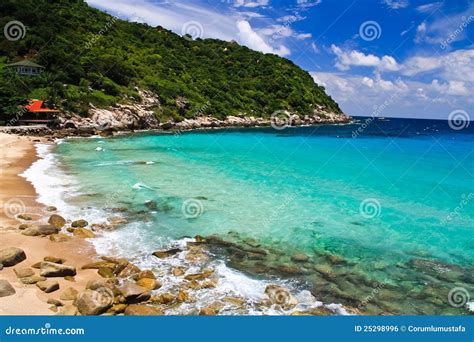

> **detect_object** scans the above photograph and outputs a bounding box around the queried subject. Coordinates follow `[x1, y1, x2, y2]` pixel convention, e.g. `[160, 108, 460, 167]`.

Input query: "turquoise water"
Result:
[54, 118, 474, 314]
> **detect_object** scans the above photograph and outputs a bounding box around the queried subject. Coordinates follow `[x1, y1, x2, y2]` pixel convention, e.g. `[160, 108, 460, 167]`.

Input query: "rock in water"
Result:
[40, 262, 77, 277]
[136, 278, 161, 290]
[76, 289, 113, 315]
[152, 248, 182, 258]
[36, 280, 60, 293]
[71, 219, 88, 228]
[291, 252, 310, 262]
[0, 280, 16, 297]
[48, 214, 66, 229]
[265, 285, 298, 307]
[124, 304, 163, 316]
[0, 247, 26, 267]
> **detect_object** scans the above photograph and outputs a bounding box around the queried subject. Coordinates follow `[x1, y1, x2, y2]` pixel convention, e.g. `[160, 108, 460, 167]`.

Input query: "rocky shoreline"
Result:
[1, 210, 342, 316]
[0, 90, 352, 138]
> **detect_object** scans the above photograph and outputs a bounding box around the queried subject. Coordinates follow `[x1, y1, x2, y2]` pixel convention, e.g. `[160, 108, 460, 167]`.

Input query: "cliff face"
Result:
[0, 0, 347, 126]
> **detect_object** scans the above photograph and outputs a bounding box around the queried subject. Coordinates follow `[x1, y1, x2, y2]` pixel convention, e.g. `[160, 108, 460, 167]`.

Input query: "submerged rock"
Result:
[0, 247, 26, 267]
[291, 252, 310, 262]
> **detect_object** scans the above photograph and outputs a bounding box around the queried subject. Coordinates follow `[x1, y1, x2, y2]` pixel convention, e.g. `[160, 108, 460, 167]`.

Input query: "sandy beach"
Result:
[0, 133, 99, 315]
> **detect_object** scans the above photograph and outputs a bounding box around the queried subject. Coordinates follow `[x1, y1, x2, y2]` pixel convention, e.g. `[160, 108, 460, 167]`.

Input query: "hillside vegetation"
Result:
[0, 0, 342, 121]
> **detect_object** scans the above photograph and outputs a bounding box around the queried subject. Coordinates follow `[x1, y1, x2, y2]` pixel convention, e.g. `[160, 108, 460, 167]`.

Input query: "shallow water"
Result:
[35, 118, 474, 314]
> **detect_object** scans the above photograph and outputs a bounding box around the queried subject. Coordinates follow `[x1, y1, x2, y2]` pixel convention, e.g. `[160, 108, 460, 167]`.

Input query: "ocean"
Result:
[23, 117, 474, 315]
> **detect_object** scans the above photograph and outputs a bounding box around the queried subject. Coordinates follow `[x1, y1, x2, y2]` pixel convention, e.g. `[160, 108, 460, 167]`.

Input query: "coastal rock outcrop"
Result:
[48, 214, 66, 229]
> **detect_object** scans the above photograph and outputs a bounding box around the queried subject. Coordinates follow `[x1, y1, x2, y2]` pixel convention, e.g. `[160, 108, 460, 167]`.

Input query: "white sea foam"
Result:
[22, 142, 345, 315]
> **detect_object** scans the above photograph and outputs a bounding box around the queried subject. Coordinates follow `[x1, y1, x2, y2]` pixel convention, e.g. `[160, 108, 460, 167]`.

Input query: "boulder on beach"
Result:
[22, 225, 59, 236]
[48, 214, 66, 229]
[20, 275, 46, 285]
[44, 256, 65, 264]
[14, 267, 35, 278]
[49, 234, 71, 242]
[73, 228, 96, 238]
[57, 304, 79, 316]
[0, 280, 16, 297]
[0, 247, 26, 267]
[40, 262, 77, 277]
[71, 219, 88, 228]
[60, 287, 79, 301]
[118, 282, 151, 303]
[36, 280, 60, 293]
[76, 289, 114, 315]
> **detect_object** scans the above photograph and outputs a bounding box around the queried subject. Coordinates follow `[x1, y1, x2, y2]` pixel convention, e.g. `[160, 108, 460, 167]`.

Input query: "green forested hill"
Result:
[0, 0, 342, 121]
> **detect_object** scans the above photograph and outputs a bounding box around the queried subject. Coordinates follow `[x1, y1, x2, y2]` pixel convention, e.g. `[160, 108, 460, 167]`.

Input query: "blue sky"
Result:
[86, 0, 473, 119]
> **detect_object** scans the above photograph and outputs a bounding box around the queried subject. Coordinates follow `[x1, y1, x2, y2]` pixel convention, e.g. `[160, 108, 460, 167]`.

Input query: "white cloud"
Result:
[86, 0, 291, 57]
[416, 2, 442, 13]
[310, 71, 472, 119]
[331, 45, 400, 71]
[237, 20, 291, 56]
[382, 0, 409, 9]
[296, 0, 322, 8]
[414, 3, 474, 46]
[233, 0, 269, 8]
